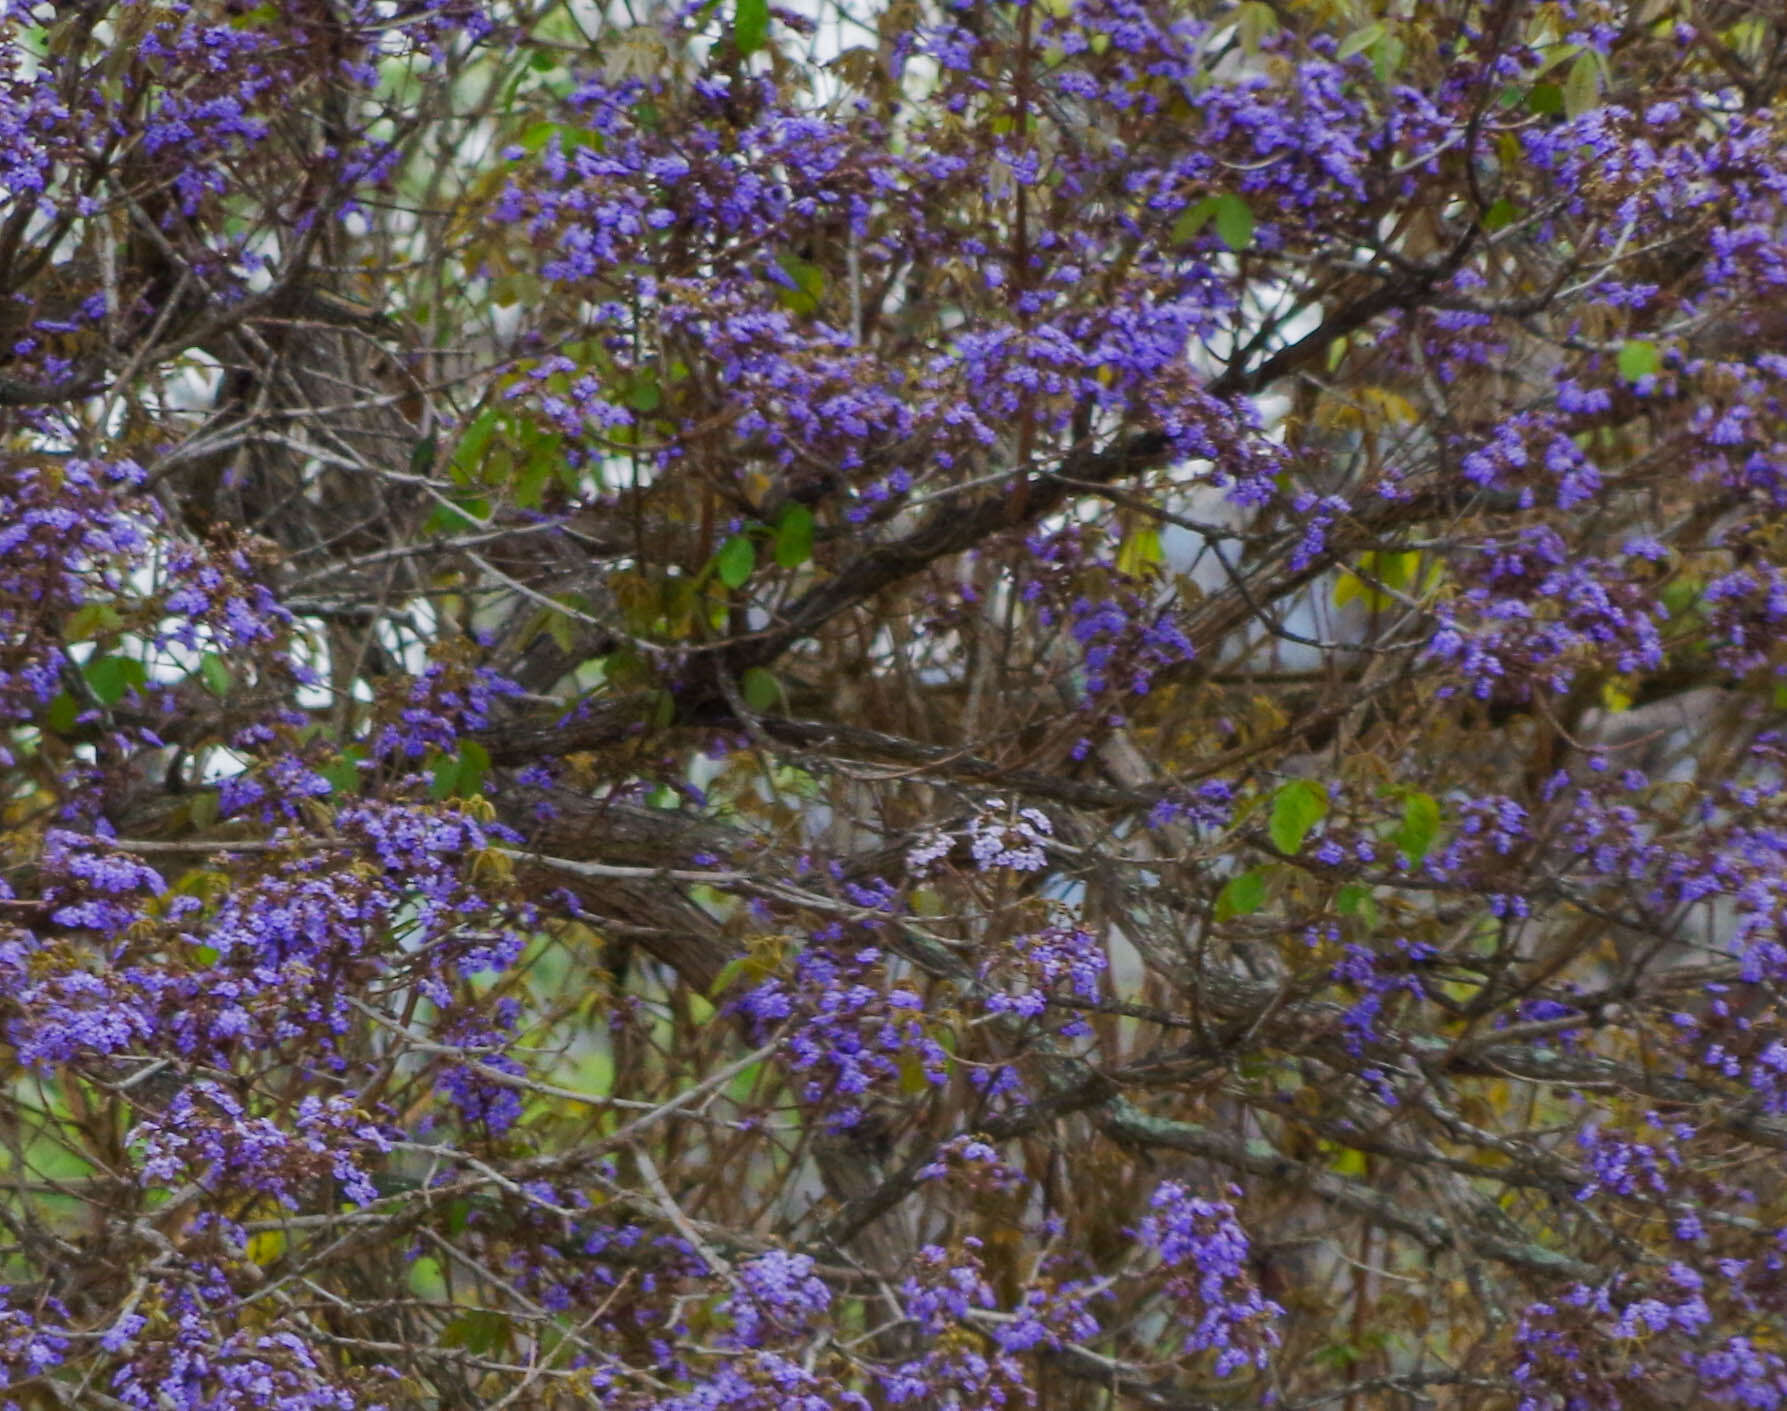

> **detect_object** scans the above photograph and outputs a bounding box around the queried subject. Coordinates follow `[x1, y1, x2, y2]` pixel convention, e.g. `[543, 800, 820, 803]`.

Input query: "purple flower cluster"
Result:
[733, 944, 947, 1129]
[1135, 1182, 1281, 1377]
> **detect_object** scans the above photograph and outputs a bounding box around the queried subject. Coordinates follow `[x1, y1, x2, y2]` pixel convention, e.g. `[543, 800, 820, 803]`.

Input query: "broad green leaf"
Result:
[1172, 195, 1220, 244]
[1371, 33, 1405, 84]
[408, 1256, 445, 1299]
[442, 1310, 511, 1356]
[1213, 193, 1254, 252]
[741, 666, 779, 712]
[428, 751, 461, 800]
[1393, 791, 1441, 863]
[457, 739, 490, 796]
[186, 791, 220, 831]
[1269, 779, 1327, 856]
[734, 0, 768, 55]
[1528, 82, 1564, 116]
[1336, 883, 1379, 928]
[717, 534, 755, 589]
[774, 503, 815, 568]
[1617, 339, 1661, 381]
[707, 954, 763, 998]
[1214, 867, 1268, 921]
[64, 601, 124, 640]
[423, 494, 489, 536]
[452, 409, 500, 475]
[774, 255, 825, 314]
[1336, 21, 1384, 61]
[199, 653, 232, 697]
[320, 754, 362, 798]
[626, 375, 661, 412]
[1563, 51, 1600, 118]
[1483, 197, 1519, 232]
[897, 1050, 933, 1094]
[85, 655, 147, 707]
[46, 692, 78, 734]
[1234, 1, 1277, 54]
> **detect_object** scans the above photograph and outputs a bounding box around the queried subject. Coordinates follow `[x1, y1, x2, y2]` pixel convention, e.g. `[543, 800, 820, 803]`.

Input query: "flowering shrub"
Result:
[6, 1, 1787, 1408]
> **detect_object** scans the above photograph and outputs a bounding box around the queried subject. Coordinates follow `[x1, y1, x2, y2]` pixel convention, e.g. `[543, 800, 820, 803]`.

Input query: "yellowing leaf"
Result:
[1359, 386, 1419, 428]
[1115, 525, 1164, 577]
[246, 1228, 286, 1267]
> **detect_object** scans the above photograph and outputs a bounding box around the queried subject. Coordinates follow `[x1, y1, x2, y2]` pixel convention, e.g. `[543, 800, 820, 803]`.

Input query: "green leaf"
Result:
[199, 653, 232, 698]
[64, 601, 124, 641]
[1336, 883, 1379, 928]
[1528, 82, 1564, 116]
[320, 754, 362, 798]
[734, 0, 768, 55]
[1214, 867, 1268, 921]
[408, 1256, 445, 1299]
[707, 954, 763, 998]
[717, 534, 755, 589]
[457, 739, 490, 797]
[442, 1310, 511, 1356]
[741, 666, 780, 713]
[46, 692, 78, 734]
[1234, 0, 1277, 54]
[1213, 193, 1254, 252]
[1371, 33, 1405, 85]
[1335, 21, 1384, 61]
[1617, 339, 1661, 381]
[1172, 195, 1220, 244]
[85, 655, 147, 707]
[428, 751, 461, 800]
[774, 255, 826, 315]
[1563, 51, 1600, 118]
[453, 408, 500, 475]
[1393, 791, 1441, 863]
[774, 504, 815, 569]
[1483, 197, 1519, 232]
[626, 375, 662, 413]
[1269, 780, 1327, 856]
[423, 494, 489, 536]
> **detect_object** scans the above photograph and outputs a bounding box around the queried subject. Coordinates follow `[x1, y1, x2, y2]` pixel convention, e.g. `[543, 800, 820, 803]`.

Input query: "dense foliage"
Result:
[5, 0, 1787, 1406]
